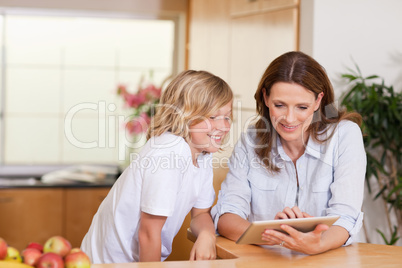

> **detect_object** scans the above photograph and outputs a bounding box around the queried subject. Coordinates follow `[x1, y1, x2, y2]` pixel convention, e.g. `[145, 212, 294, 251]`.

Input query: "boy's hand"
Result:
[189, 231, 216, 260]
[189, 207, 217, 260]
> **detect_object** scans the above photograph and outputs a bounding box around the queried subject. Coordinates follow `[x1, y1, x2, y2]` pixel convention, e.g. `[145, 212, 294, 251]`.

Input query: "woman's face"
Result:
[263, 82, 323, 146]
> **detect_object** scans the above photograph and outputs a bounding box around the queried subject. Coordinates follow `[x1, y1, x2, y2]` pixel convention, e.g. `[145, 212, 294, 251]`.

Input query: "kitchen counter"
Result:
[91, 234, 402, 268]
[0, 164, 118, 188]
[0, 176, 116, 188]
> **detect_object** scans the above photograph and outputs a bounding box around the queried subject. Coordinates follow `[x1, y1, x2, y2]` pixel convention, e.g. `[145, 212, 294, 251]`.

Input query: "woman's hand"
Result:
[189, 231, 216, 260]
[262, 207, 349, 254]
[261, 206, 328, 253]
[274, 206, 312, 219]
[261, 224, 329, 255]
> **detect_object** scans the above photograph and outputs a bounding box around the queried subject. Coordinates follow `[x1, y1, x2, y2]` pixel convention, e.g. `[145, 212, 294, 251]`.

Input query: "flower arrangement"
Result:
[117, 78, 162, 135]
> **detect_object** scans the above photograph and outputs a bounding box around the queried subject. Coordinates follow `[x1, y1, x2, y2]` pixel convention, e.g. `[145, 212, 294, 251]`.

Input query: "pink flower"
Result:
[117, 79, 161, 135]
[125, 112, 151, 134]
[117, 84, 128, 96]
[141, 84, 162, 101]
[125, 93, 147, 108]
[118, 83, 160, 108]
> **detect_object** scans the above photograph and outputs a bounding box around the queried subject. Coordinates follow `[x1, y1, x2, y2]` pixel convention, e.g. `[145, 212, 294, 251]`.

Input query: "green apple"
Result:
[43, 236, 71, 257]
[5, 247, 22, 263]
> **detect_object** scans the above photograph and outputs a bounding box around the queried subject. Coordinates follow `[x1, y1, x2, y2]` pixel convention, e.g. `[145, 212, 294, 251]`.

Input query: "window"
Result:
[0, 11, 177, 166]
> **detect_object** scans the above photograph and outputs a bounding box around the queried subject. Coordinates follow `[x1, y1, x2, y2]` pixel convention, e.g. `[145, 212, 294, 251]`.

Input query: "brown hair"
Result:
[147, 70, 233, 143]
[254, 51, 361, 172]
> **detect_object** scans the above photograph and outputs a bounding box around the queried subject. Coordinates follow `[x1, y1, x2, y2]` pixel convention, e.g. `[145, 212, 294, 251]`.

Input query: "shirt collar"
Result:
[304, 137, 322, 159]
[272, 133, 290, 161]
[273, 133, 322, 161]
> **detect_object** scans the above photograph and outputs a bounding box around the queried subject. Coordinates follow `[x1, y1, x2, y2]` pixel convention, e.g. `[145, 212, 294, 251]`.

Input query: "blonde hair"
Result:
[147, 70, 233, 142]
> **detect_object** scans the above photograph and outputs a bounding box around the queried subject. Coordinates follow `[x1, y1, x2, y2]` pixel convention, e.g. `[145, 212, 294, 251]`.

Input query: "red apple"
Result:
[0, 238, 7, 260]
[43, 236, 71, 257]
[65, 251, 91, 268]
[36, 252, 64, 268]
[21, 247, 42, 266]
[69, 248, 82, 254]
[26, 242, 44, 252]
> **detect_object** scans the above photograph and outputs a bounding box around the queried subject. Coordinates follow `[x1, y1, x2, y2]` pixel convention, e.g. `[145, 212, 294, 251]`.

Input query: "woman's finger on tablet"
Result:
[290, 206, 304, 218]
[282, 207, 296, 218]
[274, 212, 289, 219]
[302, 212, 313, 218]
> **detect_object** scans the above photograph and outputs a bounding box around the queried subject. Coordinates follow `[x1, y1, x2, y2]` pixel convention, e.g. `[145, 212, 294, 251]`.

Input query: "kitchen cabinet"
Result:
[261, 0, 297, 11]
[230, 0, 260, 16]
[64, 188, 109, 247]
[0, 187, 110, 251]
[230, 7, 297, 109]
[188, 0, 299, 144]
[0, 188, 63, 251]
[230, 0, 297, 16]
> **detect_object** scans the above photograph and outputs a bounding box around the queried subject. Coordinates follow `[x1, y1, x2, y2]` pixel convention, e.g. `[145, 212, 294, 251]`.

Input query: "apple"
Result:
[36, 252, 64, 268]
[65, 251, 91, 268]
[5, 247, 22, 263]
[43, 236, 71, 257]
[21, 247, 42, 266]
[26, 242, 44, 253]
[0, 238, 7, 260]
[69, 248, 83, 254]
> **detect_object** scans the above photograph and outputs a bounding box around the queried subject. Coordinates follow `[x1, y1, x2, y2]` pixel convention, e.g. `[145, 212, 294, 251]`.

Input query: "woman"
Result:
[211, 51, 366, 255]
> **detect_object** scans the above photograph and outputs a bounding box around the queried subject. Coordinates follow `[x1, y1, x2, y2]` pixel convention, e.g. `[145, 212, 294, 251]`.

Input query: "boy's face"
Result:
[188, 101, 232, 159]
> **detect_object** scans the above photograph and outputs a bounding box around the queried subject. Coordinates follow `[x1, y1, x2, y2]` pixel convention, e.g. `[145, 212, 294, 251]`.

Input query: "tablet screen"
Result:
[236, 215, 340, 244]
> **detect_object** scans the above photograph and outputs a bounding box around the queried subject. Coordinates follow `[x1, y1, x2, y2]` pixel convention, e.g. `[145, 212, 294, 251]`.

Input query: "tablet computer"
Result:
[236, 215, 340, 245]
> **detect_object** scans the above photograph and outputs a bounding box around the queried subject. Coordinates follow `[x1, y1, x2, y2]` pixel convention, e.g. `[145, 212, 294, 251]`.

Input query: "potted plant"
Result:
[340, 65, 401, 245]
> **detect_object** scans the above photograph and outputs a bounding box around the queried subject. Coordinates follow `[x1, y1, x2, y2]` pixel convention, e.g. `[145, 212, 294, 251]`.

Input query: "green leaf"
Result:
[374, 185, 386, 200]
[376, 229, 389, 244]
[341, 74, 358, 81]
[340, 64, 401, 237]
[376, 227, 400, 245]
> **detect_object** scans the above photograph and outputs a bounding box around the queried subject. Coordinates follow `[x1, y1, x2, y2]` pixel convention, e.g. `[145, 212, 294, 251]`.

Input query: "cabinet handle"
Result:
[0, 197, 14, 203]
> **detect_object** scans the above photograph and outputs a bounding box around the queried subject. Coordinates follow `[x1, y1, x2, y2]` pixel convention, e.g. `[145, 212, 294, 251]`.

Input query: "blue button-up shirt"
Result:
[211, 120, 366, 245]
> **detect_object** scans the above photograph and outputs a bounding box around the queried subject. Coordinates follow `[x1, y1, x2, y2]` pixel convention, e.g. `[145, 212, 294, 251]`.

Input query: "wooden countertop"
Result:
[92, 234, 402, 267]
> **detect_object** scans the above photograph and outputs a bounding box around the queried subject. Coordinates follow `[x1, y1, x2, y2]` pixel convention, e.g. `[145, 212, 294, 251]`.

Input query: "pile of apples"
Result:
[0, 236, 91, 268]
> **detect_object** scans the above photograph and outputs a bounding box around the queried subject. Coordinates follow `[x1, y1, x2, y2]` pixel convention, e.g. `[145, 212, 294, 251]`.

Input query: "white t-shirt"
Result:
[81, 133, 215, 263]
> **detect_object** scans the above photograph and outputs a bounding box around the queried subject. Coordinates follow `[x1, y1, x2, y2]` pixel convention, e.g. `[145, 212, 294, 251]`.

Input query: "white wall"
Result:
[300, 0, 402, 246]
[300, 0, 402, 97]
